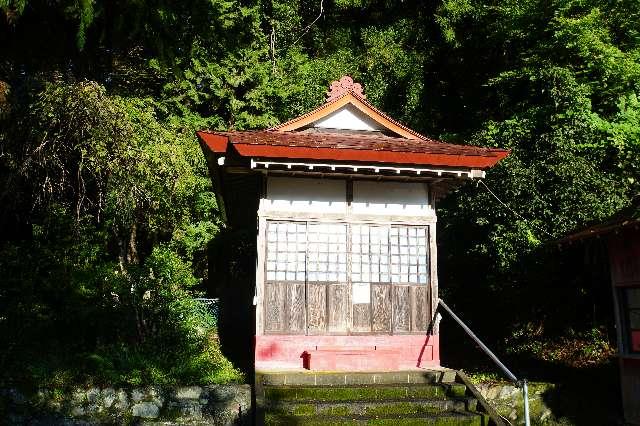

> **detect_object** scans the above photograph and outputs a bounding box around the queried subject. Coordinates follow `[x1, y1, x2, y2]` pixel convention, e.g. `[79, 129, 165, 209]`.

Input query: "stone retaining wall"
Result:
[475, 381, 556, 424]
[0, 384, 251, 425]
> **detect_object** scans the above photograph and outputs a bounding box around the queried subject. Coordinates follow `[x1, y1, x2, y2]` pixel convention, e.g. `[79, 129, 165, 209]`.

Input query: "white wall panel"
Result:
[264, 177, 347, 214]
[352, 181, 430, 216]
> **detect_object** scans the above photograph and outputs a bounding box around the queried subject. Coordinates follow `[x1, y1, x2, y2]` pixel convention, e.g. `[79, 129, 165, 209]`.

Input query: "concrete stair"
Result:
[256, 370, 497, 425]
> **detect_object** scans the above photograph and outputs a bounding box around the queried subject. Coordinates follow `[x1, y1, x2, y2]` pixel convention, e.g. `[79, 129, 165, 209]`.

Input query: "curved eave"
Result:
[197, 131, 228, 154]
[233, 143, 508, 169]
[198, 131, 509, 169]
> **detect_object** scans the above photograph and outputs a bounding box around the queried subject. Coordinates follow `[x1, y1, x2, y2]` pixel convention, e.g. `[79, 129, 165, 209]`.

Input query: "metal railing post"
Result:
[523, 379, 530, 426]
[437, 298, 531, 426]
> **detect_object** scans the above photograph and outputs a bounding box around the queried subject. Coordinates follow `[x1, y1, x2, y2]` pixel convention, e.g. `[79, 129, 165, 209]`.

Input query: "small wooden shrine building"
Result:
[561, 202, 640, 425]
[198, 76, 508, 371]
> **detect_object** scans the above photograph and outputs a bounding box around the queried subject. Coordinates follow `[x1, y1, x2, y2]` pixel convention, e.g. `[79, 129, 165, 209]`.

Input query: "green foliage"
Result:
[434, 1, 637, 347]
[2, 0, 640, 383]
[506, 325, 615, 368]
[0, 79, 237, 386]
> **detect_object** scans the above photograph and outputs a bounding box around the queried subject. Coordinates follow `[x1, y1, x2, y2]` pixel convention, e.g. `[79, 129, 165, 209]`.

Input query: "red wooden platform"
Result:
[255, 335, 439, 371]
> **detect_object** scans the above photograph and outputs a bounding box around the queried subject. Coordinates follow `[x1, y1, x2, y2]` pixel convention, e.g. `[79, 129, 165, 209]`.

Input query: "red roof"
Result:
[197, 130, 509, 169]
[197, 77, 509, 170]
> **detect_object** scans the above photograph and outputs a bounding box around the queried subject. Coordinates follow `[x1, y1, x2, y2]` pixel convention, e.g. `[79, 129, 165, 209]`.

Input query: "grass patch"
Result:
[1, 332, 243, 389]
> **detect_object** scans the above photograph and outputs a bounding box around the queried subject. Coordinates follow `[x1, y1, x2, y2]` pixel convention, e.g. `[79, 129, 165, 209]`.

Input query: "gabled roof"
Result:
[270, 91, 428, 140]
[197, 76, 510, 171]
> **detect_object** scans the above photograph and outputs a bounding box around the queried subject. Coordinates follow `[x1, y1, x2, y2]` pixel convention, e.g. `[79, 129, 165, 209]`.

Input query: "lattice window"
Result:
[307, 223, 348, 282]
[266, 222, 307, 281]
[351, 224, 429, 285]
[264, 220, 431, 334]
[266, 222, 428, 284]
[390, 226, 429, 284]
[351, 224, 390, 283]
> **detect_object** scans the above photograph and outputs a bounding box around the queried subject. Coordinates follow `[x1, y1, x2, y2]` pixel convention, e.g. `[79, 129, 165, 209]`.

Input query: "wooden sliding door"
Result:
[351, 224, 431, 334]
[263, 220, 431, 335]
[306, 223, 348, 334]
[264, 221, 349, 334]
[264, 222, 307, 333]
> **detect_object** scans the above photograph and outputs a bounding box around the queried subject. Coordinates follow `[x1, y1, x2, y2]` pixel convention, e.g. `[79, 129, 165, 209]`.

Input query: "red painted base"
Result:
[255, 334, 439, 371]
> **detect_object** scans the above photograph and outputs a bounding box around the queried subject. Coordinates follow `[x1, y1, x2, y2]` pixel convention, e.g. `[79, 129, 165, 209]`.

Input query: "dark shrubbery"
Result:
[0, 82, 241, 388]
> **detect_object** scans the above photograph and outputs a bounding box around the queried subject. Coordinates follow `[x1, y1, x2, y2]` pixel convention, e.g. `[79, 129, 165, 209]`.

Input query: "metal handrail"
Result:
[437, 298, 531, 426]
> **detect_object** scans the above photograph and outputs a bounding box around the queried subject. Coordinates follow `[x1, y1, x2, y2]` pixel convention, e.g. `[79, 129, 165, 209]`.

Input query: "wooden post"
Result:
[256, 206, 267, 337]
[429, 185, 439, 335]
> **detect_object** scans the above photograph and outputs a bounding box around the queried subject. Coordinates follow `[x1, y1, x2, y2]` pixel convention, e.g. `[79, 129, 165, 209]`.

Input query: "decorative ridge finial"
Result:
[326, 75, 365, 103]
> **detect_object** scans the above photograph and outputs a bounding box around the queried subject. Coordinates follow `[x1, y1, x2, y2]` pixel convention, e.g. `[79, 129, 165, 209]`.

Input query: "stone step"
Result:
[258, 369, 500, 425]
[257, 369, 455, 387]
[264, 383, 467, 402]
[267, 396, 478, 417]
[264, 411, 489, 425]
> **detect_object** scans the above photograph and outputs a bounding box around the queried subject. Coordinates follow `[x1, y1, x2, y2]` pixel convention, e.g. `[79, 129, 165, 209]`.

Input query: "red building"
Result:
[562, 202, 640, 425]
[198, 76, 508, 372]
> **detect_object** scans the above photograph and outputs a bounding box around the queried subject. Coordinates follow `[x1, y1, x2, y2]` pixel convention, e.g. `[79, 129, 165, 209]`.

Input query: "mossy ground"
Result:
[264, 412, 486, 425]
[265, 384, 458, 402]
[269, 400, 464, 417]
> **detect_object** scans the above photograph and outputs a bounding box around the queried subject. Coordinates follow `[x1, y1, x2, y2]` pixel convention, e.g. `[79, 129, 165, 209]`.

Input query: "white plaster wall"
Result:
[263, 177, 347, 214]
[312, 104, 383, 131]
[352, 181, 431, 216]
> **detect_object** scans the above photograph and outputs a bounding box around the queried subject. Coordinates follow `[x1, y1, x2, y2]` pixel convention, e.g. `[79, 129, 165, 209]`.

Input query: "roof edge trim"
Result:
[250, 158, 486, 179]
[271, 92, 424, 140]
[232, 143, 508, 169]
[197, 131, 229, 153]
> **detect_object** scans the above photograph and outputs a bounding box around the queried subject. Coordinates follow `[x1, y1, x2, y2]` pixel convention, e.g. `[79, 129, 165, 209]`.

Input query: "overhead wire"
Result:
[291, 0, 324, 46]
[478, 179, 554, 239]
[268, 0, 324, 73]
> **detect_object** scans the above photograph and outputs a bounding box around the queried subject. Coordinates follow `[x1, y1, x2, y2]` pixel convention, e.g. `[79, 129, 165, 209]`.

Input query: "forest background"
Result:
[1, 0, 639, 392]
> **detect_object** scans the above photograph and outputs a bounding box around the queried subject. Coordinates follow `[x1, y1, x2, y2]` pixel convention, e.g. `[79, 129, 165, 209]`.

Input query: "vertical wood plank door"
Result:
[264, 222, 307, 333]
[393, 285, 411, 332]
[390, 225, 431, 333]
[351, 224, 391, 333]
[305, 283, 326, 333]
[411, 285, 430, 332]
[372, 284, 392, 332]
[263, 220, 431, 335]
[306, 223, 348, 334]
[264, 281, 286, 332]
[328, 283, 350, 333]
[287, 283, 306, 333]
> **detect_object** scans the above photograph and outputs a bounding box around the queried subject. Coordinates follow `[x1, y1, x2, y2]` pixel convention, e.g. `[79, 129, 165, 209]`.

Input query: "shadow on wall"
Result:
[208, 228, 257, 376]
